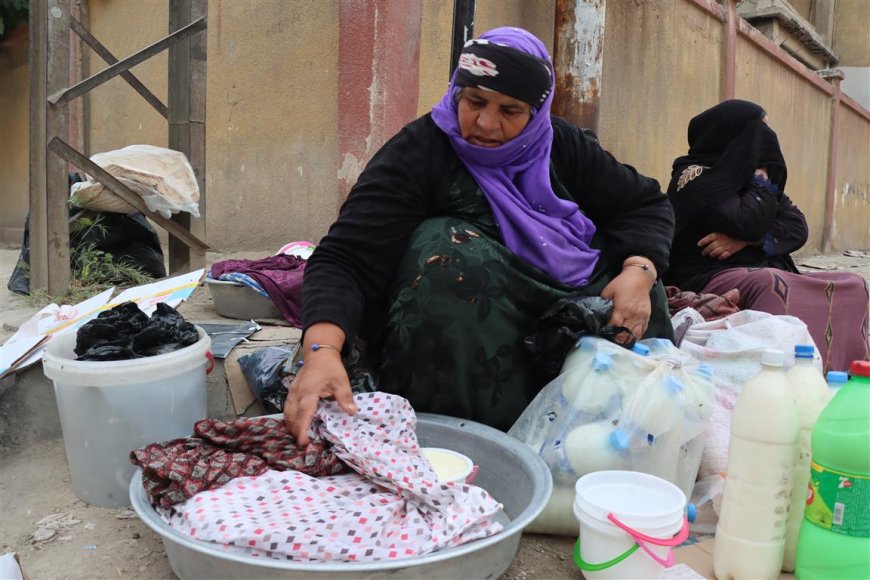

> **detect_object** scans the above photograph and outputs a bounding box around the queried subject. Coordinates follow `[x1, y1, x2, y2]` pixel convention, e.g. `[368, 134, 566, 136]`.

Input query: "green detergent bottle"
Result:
[795, 360, 870, 578]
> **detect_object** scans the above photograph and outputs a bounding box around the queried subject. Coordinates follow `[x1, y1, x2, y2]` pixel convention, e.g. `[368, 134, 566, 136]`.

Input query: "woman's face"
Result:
[457, 87, 532, 147]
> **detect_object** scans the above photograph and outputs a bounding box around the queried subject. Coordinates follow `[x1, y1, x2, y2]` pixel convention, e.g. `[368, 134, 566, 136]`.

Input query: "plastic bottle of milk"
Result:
[781, 345, 830, 572]
[826, 370, 848, 399]
[713, 349, 799, 580]
[562, 351, 615, 413]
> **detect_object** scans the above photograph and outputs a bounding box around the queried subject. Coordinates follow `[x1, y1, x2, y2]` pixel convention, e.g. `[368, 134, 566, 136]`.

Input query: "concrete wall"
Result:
[417, 1, 555, 116]
[831, 103, 870, 250]
[833, 0, 870, 66]
[2, 0, 869, 258]
[598, 0, 723, 190]
[735, 35, 832, 254]
[0, 29, 29, 244]
[790, 0, 813, 22]
[86, 0, 341, 252]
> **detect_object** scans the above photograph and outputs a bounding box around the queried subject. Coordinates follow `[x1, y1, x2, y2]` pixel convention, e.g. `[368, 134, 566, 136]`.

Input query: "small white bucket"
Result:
[573, 470, 687, 579]
[43, 328, 212, 507]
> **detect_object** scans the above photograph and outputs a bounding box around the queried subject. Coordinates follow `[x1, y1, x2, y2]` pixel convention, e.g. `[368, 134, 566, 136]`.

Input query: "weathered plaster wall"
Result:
[598, 0, 723, 190]
[736, 35, 832, 254]
[790, 0, 813, 23]
[417, 0, 555, 117]
[84, 0, 342, 252]
[831, 104, 870, 249]
[2, 0, 868, 256]
[0, 30, 30, 244]
[833, 0, 870, 66]
[85, 0, 168, 154]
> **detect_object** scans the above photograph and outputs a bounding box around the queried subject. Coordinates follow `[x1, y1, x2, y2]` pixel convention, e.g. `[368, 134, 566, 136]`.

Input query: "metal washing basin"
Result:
[130, 413, 552, 579]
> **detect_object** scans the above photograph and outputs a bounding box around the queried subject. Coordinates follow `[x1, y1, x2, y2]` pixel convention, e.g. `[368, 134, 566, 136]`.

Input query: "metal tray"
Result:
[205, 278, 281, 320]
[130, 413, 552, 579]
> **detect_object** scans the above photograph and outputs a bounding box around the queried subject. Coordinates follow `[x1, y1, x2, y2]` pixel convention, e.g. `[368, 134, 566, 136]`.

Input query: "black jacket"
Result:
[665, 176, 808, 291]
[302, 114, 674, 346]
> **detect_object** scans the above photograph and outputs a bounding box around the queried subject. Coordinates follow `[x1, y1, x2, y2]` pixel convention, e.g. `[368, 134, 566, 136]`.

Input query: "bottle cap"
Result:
[632, 343, 650, 356]
[686, 503, 697, 523]
[794, 345, 815, 359]
[610, 430, 631, 450]
[849, 360, 870, 377]
[761, 348, 785, 367]
[826, 371, 849, 384]
[696, 363, 713, 379]
[593, 352, 612, 372]
[665, 376, 684, 394]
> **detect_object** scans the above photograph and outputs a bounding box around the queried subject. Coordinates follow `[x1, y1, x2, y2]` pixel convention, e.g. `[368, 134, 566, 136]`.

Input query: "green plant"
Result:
[0, 0, 28, 41]
[25, 214, 155, 307]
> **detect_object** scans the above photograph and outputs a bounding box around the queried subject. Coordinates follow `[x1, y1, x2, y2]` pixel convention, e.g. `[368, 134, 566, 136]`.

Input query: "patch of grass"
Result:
[23, 215, 155, 308]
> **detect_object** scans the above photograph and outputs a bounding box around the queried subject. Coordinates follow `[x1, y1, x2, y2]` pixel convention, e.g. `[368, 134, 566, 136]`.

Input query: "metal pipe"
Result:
[449, 0, 475, 78]
[821, 70, 844, 253]
[553, 0, 606, 132]
[724, 0, 737, 99]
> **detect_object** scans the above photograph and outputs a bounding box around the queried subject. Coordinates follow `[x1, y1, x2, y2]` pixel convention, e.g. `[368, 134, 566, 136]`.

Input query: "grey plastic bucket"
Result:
[43, 327, 211, 507]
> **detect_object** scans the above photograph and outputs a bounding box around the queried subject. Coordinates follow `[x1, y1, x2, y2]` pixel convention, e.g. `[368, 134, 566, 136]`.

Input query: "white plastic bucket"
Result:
[43, 327, 211, 507]
[573, 470, 687, 579]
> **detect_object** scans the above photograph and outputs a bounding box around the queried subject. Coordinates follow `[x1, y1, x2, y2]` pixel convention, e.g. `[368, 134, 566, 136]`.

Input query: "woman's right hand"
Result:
[698, 231, 749, 261]
[283, 324, 357, 445]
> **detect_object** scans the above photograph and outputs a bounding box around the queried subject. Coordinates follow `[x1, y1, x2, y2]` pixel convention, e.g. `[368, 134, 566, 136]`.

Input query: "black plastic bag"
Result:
[8, 173, 166, 295]
[238, 346, 297, 414]
[524, 295, 634, 381]
[239, 343, 379, 415]
[75, 301, 199, 361]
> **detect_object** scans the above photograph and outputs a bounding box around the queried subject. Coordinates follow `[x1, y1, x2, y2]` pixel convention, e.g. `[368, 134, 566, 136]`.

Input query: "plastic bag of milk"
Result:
[508, 336, 715, 536]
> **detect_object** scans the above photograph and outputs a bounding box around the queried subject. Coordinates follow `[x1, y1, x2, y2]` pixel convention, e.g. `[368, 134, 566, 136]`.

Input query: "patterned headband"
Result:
[454, 39, 553, 108]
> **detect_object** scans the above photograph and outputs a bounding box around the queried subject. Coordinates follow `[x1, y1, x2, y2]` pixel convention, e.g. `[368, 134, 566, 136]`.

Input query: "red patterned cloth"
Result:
[130, 418, 346, 508]
[665, 286, 741, 321]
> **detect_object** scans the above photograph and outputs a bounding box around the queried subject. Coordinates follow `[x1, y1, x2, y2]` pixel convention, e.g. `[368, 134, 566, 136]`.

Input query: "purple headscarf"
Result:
[431, 27, 599, 287]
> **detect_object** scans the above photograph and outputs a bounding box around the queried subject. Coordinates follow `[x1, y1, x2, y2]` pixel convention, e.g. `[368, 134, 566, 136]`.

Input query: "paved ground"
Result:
[0, 246, 866, 579]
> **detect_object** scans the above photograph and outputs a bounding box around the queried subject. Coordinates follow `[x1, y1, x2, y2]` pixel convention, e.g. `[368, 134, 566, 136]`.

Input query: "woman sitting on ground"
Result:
[665, 99, 869, 372]
[285, 27, 675, 443]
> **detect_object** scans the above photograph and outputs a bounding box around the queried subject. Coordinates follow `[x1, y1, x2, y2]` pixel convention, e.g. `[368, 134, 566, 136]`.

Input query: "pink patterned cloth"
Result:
[160, 393, 504, 562]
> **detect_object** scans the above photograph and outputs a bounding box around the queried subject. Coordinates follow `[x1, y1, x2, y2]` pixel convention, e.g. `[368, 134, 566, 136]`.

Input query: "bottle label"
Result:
[804, 461, 869, 537]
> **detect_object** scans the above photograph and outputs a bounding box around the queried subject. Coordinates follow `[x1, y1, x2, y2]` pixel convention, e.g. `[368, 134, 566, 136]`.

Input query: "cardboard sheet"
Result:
[672, 539, 795, 579]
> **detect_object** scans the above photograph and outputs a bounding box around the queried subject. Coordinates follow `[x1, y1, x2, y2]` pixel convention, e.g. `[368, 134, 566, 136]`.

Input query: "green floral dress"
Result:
[376, 170, 673, 431]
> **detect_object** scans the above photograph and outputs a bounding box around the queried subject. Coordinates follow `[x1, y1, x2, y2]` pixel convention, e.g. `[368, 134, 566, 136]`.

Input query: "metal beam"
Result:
[724, 0, 738, 99]
[69, 17, 169, 119]
[48, 138, 209, 252]
[821, 70, 844, 253]
[47, 17, 206, 106]
[449, 0, 475, 79]
[553, 0, 606, 132]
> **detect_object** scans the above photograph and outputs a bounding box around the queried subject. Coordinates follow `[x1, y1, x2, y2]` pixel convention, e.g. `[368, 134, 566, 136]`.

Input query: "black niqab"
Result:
[667, 99, 788, 234]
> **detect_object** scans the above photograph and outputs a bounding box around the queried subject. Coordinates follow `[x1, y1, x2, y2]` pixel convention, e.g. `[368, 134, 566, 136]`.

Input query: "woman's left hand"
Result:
[601, 267, 653, 344]
[698, 232, 749, 260]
